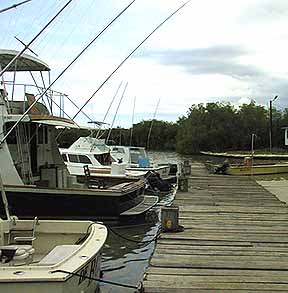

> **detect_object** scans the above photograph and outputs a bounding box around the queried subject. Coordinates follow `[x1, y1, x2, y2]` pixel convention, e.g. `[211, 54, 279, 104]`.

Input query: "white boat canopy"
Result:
[0, 49, 50, 72]
[31, 118, 79, 129]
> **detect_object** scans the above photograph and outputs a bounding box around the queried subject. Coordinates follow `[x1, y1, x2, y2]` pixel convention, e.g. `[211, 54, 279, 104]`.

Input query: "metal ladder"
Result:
[15, 124, 33, 184]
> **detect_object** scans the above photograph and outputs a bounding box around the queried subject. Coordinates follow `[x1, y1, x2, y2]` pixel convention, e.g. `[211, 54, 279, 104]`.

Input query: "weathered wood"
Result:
[143, 163, 288, 292]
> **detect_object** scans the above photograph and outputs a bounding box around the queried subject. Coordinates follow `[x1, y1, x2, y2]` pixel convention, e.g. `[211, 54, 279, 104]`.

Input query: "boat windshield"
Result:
[94, 153, 114, 165]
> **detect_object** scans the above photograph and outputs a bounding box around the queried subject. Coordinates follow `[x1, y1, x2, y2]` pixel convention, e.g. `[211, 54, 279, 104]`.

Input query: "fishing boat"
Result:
[60, 137, 176, 195]
[0, 49, 158, 222]
[110, 145, 171, 177]
[0, 174, 107, 293]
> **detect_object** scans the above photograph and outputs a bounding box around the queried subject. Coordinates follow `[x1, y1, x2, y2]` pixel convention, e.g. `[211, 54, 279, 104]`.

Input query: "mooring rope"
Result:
[50, 269, 139, 289]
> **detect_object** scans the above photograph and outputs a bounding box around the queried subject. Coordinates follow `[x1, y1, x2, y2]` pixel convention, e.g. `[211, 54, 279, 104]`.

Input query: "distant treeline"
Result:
[57, 101, 288, 154]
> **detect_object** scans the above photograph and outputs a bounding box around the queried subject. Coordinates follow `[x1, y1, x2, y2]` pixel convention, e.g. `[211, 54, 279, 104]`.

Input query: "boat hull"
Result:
[228, 164, 288, 175]
[0, 254, 101, 293]
[2, 183, 146, 221]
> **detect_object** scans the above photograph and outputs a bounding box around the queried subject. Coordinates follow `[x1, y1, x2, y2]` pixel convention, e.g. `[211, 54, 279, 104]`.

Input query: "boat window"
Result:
[68, 154, 79, 163]
[79, 155, 92, 164]
[61, 154, 67, 162]
[112, 147, 125, 153]
[94, 154, 112, 165]
[130, 153, 141, 164]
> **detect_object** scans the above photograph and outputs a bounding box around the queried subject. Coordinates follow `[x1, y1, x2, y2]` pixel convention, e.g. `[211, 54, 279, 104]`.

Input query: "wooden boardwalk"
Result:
[143, 163, 288, 292]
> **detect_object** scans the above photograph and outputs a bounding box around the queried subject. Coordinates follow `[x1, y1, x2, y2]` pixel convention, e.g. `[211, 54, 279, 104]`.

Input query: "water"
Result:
[100, 151, 182, 292]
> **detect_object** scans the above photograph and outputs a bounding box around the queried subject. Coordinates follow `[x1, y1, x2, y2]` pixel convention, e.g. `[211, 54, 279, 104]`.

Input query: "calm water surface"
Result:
[100, 151, 183, 292]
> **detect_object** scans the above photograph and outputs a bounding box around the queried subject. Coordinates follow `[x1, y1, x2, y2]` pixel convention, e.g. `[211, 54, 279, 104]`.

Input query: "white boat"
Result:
[0, 174, 107, 293]
[60, 137, 176, 195]
[60, 137, 147, 178]
[0, 50, 157, 222]
[110, 145, 172, 178]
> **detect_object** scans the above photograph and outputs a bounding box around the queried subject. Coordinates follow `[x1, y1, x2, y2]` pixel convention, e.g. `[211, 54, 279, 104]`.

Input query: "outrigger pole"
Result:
[71, 0, 192, 121]
[147, 97, 160, 150]
[106, 82, 128, 143]
[130, 96, 136, 145]
[0, 0, 31, 14]
[0, 0, 74, 77]
[95, 81, 123, 139]
[0, 0, 137, 145]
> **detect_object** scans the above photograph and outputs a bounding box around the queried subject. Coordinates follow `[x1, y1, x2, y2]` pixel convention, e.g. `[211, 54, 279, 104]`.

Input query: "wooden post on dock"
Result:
[183, 160, 191, 176]
[161, 206, 179, 232]
[178, 175, 188, 192]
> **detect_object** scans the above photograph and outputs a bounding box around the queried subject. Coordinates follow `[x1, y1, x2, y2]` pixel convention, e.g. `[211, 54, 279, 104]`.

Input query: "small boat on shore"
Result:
[227, 163, 288, 176]
[214, 157, 288, 176]
[201, 150, 288, 160]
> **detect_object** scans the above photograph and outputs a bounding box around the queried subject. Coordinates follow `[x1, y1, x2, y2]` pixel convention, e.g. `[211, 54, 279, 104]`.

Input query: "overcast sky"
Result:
[1, 0, 288, 127]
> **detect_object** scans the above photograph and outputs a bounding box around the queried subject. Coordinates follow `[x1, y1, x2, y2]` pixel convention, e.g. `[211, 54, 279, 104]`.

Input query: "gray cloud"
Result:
[139, 45, 263, 80]
[240, 0, 288, 23]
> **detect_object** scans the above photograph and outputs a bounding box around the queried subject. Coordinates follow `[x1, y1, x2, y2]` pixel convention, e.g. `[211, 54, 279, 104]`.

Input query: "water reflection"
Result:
[100, 222, 159, 292]
[100, 151, 181, 292]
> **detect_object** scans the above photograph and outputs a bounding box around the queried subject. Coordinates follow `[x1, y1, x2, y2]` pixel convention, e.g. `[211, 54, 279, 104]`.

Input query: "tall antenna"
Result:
[147, 97, 160, 150]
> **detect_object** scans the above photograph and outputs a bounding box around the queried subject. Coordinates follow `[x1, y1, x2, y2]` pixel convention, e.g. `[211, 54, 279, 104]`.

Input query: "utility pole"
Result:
[269, 95, 278, 153]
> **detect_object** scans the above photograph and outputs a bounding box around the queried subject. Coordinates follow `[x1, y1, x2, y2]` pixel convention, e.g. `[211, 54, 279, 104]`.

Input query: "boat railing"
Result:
[3, 81, 72, 119]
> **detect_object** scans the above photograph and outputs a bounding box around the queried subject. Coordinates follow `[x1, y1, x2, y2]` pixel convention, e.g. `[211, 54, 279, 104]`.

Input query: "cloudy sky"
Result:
[1, 0, 288, 127]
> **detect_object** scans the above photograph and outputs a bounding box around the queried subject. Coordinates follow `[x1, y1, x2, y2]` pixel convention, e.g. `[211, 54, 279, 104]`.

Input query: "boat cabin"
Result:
[110, 145, 150, 168]
[0, 50, 78, 187]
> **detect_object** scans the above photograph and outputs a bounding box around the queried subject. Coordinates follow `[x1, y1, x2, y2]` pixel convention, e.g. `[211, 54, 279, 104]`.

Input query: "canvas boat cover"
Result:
[0, 49, 50, 72]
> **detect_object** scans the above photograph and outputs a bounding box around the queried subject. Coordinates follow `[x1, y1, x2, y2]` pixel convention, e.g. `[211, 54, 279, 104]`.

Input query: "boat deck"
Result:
[143, 163, 288, 292]
[120, 195, 158, 217]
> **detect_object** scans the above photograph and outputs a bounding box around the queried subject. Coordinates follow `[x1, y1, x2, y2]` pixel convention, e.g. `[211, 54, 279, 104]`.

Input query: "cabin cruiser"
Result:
[110, 145, 171, 177]
[0, 50, 158, 222]
[60, 137, 176, 195]
[0, 175, 107, 293]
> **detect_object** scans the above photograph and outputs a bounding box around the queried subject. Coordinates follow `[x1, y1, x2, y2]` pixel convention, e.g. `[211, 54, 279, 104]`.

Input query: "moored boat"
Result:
[0, 176, 107, 293]
[0, 50, 157, 222]
[60, 137, 177, 195]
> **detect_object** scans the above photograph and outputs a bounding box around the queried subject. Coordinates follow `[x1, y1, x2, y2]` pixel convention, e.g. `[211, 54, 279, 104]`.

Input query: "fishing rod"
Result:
[0, 0, 137, 145]
[106, 82, 128, 143]
[70, 0, 191, 122]
[147, 97, 160, 150]
[0, 0, 31, 14]
[95, 81, 123, 139]
[0, 0, 74, 77]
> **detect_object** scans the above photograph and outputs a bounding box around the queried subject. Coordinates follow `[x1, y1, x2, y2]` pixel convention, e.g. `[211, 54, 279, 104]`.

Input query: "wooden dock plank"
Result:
[143, 162, 288, 292]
